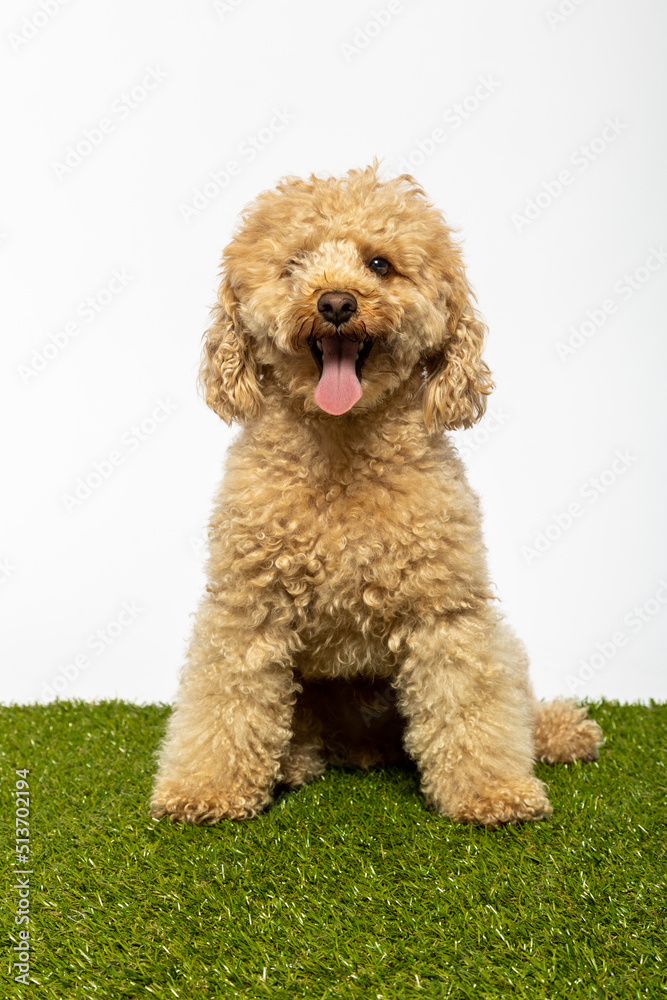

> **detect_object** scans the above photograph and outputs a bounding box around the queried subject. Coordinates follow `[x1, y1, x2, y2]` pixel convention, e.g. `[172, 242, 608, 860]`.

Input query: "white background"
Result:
[1, 0, 666, 705]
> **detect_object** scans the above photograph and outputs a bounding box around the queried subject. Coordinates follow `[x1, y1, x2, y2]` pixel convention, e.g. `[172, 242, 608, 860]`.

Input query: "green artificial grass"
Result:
[1, 701, 665, 999]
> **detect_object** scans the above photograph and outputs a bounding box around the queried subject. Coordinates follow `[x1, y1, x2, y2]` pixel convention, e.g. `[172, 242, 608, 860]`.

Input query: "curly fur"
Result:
[151, 164, 602, 828]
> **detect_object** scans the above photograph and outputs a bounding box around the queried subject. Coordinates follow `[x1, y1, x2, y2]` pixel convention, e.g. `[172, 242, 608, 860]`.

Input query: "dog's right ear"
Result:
[198, 276, 263, 424]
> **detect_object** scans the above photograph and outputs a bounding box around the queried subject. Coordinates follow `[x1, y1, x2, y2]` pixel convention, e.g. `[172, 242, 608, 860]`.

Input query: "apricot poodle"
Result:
[151, 164, 602, 828]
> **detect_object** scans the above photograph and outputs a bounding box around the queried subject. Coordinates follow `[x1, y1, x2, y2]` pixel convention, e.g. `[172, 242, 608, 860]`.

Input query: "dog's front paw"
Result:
[438, 776, 552, 828]
[150, 779, 271, 824]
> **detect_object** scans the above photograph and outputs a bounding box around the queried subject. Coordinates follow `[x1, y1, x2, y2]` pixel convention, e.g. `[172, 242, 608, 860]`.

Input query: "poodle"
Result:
[151, 164, 602, 828]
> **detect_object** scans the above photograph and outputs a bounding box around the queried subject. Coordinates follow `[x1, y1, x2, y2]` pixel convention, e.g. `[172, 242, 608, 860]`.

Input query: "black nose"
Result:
[317, 291, 358, 327]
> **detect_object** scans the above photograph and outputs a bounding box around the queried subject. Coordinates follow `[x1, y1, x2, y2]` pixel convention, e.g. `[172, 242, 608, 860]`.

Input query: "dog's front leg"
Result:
[151, 605, 297, 824]
[396, 611, 552, 827]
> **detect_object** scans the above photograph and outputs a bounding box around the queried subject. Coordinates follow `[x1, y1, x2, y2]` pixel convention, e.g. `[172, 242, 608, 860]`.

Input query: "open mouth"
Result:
[310, 334, 373, 416]
[310, 336, 373, 378]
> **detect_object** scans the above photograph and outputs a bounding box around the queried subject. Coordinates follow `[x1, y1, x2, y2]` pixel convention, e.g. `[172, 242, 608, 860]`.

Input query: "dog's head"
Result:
[200, 164, 493, 431]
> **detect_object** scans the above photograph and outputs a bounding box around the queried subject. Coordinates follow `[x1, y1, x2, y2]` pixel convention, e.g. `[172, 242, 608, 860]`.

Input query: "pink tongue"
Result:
[314, 337, 362, 415]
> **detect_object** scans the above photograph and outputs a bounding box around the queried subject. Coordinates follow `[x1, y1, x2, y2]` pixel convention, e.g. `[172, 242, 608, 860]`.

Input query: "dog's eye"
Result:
[281, 257, 304, 278]
[368, 256, 392, 277]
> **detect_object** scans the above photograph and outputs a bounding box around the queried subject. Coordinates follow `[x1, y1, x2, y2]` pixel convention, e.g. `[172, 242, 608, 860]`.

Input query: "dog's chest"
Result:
[280, 478, 418, 610]
[216, 443, 478, 630]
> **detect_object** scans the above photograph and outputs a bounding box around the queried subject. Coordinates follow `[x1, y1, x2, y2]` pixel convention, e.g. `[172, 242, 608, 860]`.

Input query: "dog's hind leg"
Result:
[532, 699, 603, 764]
[279, 693, 326, 788]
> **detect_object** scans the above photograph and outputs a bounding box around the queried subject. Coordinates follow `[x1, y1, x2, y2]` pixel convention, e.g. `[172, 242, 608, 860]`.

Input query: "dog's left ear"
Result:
[422, 280, 494, 432]
[198, 276, 263, 424]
